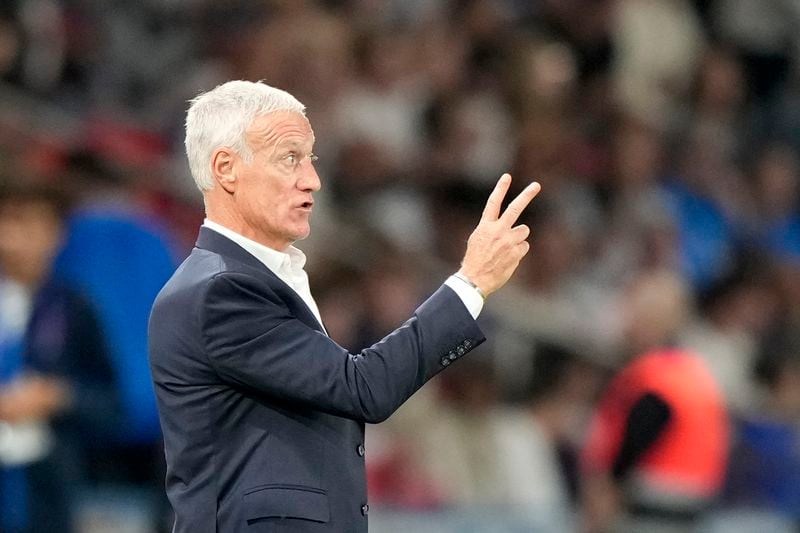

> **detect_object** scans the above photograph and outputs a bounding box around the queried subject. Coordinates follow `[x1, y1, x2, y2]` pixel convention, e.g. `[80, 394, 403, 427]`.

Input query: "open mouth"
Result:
[299, 201, 313, 210]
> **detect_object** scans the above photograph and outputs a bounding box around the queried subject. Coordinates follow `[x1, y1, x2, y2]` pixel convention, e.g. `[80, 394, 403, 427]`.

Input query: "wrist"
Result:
[453, 271, 486, 300]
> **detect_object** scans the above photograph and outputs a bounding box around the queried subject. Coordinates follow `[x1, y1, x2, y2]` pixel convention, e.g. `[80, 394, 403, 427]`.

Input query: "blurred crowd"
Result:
[1, 0, 800, 531]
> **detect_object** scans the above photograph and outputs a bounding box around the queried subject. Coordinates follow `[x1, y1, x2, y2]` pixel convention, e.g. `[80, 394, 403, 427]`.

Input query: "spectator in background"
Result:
[0, 183, 121, 533]
[594, 115, 680, 289]
[53, 151, 176, 489]
[678, 255, 779, 414]
[724, 328, 800, 525]
[662, 130, 737, 291]
[611, 0, 705, 126]
[581, 270, 730, 533]
[749, 142, 800, 260]
[711, 0, 800, 102]
[688, 46, 750, 160]
[494, 342, 601, 531]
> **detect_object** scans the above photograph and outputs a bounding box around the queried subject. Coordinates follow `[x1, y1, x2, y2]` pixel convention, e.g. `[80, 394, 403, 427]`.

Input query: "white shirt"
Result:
[202, 220, 483, 326]
[204, 220, 326, 331]
[0, 279, 54, 466]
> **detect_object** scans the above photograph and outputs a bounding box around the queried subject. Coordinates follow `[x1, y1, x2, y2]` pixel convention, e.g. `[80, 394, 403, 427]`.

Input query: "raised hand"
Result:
[457, 173, 541, 297]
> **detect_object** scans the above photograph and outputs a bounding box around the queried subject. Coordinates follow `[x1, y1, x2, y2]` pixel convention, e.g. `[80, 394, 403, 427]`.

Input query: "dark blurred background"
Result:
[0, 0, 799, 531]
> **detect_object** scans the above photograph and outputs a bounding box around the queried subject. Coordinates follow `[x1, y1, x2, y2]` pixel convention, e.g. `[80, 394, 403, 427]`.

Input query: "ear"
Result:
[211, 147, 237, 193]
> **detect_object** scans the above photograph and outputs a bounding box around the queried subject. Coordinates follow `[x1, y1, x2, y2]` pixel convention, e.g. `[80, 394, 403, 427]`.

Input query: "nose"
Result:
[298, 160, 321, 192]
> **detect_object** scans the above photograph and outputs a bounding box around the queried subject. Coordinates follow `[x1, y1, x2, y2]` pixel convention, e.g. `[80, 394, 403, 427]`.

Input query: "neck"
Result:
[204, 191, 295, 251]
[204, 212, 291, 254]
[3, 261, 49, 289]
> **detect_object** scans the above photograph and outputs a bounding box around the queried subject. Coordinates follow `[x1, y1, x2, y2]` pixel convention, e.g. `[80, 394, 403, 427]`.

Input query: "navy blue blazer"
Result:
[148, 228, 485, 532]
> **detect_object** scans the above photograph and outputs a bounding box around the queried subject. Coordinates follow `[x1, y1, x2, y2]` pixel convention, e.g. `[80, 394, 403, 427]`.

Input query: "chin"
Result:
[287, 228, 311, 243]
[295, 224, 312, 239]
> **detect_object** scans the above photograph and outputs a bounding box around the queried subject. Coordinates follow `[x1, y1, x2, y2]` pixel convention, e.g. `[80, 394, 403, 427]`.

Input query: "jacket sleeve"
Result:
[200, 271, 485, 423]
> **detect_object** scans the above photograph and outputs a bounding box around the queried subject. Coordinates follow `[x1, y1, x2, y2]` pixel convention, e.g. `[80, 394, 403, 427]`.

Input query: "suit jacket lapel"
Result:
[195, 227, 327, 335]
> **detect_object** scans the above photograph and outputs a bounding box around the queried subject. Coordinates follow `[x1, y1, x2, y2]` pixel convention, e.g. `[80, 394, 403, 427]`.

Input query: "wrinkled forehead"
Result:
[246, 110, 315, 151]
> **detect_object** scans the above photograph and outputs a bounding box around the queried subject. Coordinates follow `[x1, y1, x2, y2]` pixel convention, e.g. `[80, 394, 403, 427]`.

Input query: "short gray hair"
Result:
[185, 80, 306, 191]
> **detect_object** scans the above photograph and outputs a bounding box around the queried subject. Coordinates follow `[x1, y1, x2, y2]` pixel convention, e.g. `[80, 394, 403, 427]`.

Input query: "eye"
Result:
[279, 151, 316, 168]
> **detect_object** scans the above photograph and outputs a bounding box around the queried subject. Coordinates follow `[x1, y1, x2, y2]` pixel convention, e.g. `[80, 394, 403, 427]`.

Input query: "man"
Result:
[148, 80, 540, 532]
[0, 184, 121, 532]
[580, 270, 729, 533]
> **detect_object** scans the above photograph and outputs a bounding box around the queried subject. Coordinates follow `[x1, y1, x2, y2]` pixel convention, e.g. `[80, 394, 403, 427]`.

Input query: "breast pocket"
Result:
[243, 484, 330, 525]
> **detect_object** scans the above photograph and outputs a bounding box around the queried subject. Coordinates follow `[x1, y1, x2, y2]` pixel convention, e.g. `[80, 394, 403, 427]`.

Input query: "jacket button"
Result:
[357, 444, 365, 457]
[440, 357, 451, 367]
[361, 504, 369, 516]
[448, 350, 457, 361]
[464, 339, 472, 348]
[456, 346, 465, 356]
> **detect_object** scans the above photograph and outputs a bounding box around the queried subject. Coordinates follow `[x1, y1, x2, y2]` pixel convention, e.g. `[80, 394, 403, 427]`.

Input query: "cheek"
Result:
[240, 174, 277, 211]
[257, 191, 297, 231]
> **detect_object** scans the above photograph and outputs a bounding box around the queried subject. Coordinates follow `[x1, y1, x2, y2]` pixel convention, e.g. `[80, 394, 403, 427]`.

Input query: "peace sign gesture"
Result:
[457, 174, 541, 297]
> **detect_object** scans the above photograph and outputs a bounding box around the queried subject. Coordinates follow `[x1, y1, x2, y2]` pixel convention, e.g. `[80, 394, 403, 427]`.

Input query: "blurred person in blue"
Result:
[749, 143, 800, 265]
[724, 328, 800, 525]
[148, 80, 541, 532]
[53, 151, 178, 475]
[0, 184, 121, 533]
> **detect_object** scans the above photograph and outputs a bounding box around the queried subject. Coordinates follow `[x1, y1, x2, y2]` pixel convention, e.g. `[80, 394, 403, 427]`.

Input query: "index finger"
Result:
[499, 181, 541, 227]
[481, 173, 512, 222]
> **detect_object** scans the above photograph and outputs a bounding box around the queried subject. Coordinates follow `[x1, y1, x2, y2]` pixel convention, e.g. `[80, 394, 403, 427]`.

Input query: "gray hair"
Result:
[185, 80, 306, 191]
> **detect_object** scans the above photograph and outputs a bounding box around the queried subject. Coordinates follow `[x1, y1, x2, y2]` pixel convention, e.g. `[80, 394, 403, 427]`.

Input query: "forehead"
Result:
[247, 111, 314, 149]
[0, 200, 58, 219]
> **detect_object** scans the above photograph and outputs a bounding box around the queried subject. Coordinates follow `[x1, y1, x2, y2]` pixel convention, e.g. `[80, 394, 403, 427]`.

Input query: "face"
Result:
[0, 200, 62, 285]
[228, 111, 321, 250]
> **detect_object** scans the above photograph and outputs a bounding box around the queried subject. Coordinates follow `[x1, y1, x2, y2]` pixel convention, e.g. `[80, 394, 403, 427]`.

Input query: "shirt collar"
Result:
[202, 219, 306, 274]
